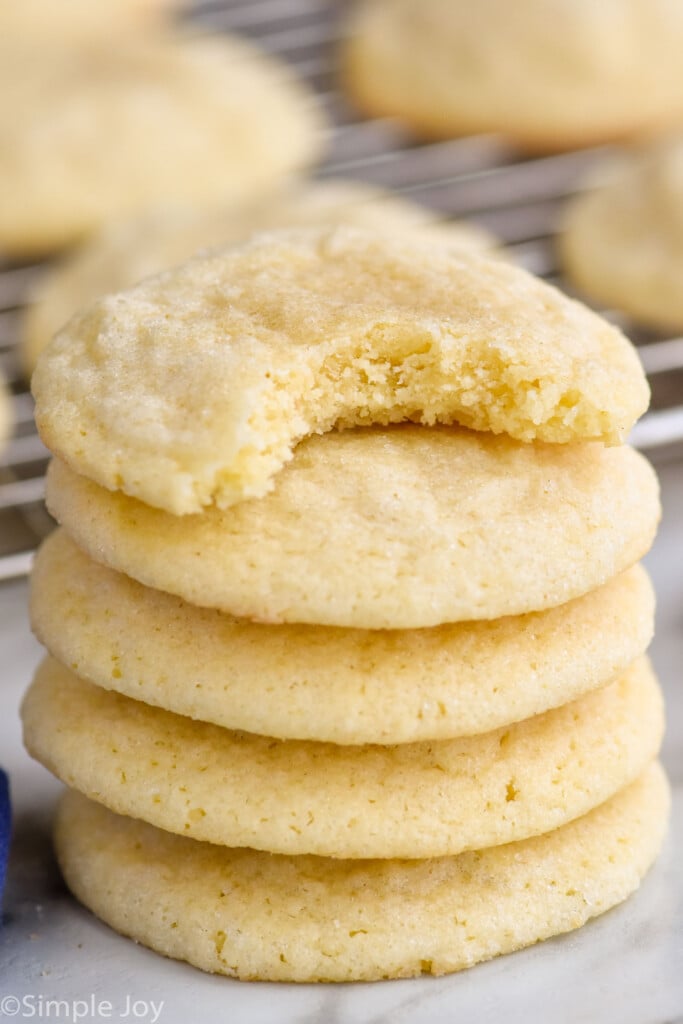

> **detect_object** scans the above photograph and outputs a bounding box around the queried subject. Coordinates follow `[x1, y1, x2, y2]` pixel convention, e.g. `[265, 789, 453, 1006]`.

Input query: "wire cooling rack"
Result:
[2, 0, 683, 582]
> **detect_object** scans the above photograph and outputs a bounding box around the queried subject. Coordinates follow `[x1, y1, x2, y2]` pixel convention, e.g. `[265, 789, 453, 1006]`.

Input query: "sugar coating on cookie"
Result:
[343, 0, 683, 150]
[560, 139, 683, 333]
[54, 765, 670, 982]
[33, 228, 649, 514]
[21, 182, 496, 375]
[24, 657, 663, 859]
[0, 36, 324, 257]
[45, 428, 660, 629]
[31, 531, 655, 744]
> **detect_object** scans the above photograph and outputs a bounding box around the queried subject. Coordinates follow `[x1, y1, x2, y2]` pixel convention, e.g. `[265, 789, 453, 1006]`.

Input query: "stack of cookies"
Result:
[23, 227, 668, 982]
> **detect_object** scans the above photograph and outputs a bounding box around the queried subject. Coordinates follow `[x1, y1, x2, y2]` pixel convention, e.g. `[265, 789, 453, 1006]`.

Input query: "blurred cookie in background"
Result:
[342, 0, 683, 151]
[21, 180, 496, 374]
[0, 34, 326, 258]
[0, 0, 181, 42]
[560, 138, 683, 333]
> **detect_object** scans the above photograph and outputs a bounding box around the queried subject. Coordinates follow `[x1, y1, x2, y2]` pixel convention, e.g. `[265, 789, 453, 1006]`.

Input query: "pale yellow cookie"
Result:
[0, 36, 324, 257]
[32, 228, 649, 514]
[21, 182, 496, 375]
[54, 765, 670, 981]
[343, 0, 683, 150]
[23, 657, 663, 859]
[560, 138, 683, 333]
[30, 530, 655, 744]
[0, 0, 179, 42]
[44, 428, 660, 628]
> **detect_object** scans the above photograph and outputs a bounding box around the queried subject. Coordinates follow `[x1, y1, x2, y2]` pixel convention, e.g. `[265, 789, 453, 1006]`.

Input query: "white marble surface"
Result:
[1, 461, 682, 1024]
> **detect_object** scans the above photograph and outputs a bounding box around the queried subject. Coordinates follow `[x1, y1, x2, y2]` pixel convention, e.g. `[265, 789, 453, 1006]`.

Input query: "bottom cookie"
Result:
[54, 764, 669, 983]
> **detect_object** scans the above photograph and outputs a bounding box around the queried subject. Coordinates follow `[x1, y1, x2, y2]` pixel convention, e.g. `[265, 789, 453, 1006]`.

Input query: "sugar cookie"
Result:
[44, 429, 659, 628]
[343, 0, 683, 150]
[21, 183, 495, 375]
[561, 138, 683, 332]
[0, 0, 179, 43]
[31, 530, 655, 744]
[53, 765, 670, 981]
[0, 36, 324, 256]
[32, 228, 649, 514]
[24, 657, 663, 859]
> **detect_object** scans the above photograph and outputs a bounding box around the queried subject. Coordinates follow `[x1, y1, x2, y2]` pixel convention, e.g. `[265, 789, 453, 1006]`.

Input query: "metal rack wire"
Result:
[1, 0, 682, 583]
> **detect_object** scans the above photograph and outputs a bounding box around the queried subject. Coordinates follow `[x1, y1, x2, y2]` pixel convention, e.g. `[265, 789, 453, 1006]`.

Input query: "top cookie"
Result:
[343, 0, 683, 150]
[0, 0, 178, 42]
[21, 181, 496, 376]
[0, 35, 324, 256]
[560, 138, 683, 333]
[33, 227, 648, 515]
